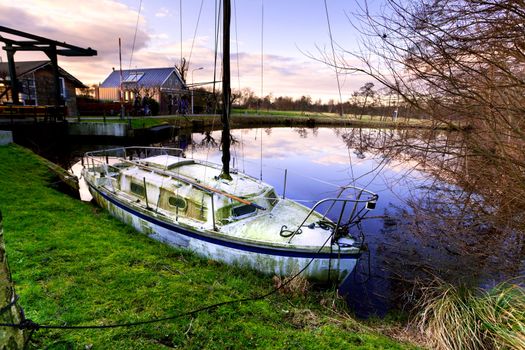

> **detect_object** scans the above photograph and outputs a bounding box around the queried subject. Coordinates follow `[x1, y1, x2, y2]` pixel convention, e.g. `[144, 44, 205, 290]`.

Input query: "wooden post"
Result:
[5, 44, 19, 105]
[0, 211, 26, 349]
[45, 45, 62, 121]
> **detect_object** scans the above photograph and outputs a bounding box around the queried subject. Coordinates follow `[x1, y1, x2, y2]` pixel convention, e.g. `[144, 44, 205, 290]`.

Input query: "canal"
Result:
[65, 126, 523, 317]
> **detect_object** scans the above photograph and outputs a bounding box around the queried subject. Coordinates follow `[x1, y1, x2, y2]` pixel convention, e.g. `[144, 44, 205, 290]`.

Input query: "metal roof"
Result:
[100, 67, 186, 88]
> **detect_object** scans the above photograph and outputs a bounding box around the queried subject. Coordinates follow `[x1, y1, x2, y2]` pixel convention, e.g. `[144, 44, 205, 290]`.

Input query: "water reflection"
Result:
[68, 126, 523, 317]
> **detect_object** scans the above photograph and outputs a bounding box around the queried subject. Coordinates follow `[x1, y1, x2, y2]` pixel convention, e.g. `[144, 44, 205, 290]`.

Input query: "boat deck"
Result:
[137, 155, 269, 198]
[222, 199, 333, 248]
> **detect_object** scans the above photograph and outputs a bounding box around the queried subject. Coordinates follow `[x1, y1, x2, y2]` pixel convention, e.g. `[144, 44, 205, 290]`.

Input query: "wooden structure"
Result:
[0, 26, 96, 119]
[0, 105, 67, 123]
[0, 61, 86, 117]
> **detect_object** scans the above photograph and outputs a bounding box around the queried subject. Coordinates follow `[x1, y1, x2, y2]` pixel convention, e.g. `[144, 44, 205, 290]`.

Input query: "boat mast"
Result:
[220, 0, 232, 180]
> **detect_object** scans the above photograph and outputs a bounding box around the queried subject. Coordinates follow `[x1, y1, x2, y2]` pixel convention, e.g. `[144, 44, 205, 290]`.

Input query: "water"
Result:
[69, 126, 523, 317]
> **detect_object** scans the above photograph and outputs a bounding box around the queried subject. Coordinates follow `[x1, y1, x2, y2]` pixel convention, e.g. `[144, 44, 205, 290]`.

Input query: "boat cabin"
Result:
[104, 155, 279, 229]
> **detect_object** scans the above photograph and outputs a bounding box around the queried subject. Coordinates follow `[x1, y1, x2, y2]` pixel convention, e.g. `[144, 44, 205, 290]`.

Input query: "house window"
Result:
[123, 72, 144, 83]
[59, 77, 66, 99]
[21, 78, 37, 105]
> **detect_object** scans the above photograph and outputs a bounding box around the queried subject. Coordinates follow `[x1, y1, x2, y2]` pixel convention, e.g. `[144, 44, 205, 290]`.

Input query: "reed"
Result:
[413, 278, 525, 350]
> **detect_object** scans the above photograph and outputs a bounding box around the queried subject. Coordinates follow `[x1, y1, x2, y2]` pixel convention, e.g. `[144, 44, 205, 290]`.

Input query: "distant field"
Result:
[70, 108, 452, 133]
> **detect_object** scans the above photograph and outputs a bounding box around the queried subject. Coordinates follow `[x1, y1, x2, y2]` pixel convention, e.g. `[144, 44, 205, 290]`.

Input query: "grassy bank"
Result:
[72, 109, 451, 131]
[0, 144, 417, 349]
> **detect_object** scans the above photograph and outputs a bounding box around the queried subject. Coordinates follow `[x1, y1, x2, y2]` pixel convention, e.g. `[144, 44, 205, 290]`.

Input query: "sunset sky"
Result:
[0, 0, 378, 101]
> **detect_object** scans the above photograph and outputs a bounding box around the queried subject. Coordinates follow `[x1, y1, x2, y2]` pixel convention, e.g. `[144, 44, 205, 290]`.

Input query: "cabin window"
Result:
[268, 190, 279, 206]
[168, 196, 187, 210]
[232, 204, 256, 218]
[130, 182, 145, 197]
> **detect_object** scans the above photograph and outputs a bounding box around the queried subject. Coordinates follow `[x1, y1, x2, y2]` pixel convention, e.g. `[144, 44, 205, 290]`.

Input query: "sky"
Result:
[0, 0, 379, 102]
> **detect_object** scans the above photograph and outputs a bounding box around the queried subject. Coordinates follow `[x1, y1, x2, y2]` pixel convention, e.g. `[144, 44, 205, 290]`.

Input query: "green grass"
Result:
[73, 117, 179, 129]
[232, 108, 429, 123]
[232, 108, 381, 120]
[0, 144, 417, 349]
[232, 108, 323, 117]
[73, 110, 444, 131]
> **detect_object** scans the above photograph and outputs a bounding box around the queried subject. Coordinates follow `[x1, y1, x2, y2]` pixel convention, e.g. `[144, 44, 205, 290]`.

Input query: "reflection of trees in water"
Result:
[340, 127, 524, 303]
[187, 130, 241, 152]
[292, 127, 320, 139]
[293, 128, 308, 138]
[328, 0, 525, 306]
[201, 131, 217, 147]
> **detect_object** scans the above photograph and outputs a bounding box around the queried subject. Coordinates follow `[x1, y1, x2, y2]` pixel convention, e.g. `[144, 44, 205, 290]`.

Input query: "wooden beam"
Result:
[0, 26, 97, 56]
[45, 45, 62, 110]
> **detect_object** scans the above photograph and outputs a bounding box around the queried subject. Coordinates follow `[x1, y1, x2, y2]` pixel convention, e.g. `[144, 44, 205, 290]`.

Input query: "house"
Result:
[98, 67, 187, 115]
[0, 60, 86, 116]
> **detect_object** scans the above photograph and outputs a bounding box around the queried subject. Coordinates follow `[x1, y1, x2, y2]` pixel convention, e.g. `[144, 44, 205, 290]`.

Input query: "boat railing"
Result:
[83, 146, 232, 176]
[83, 146, 186, 173]
[286, 185, 378, 244]
[84, 146, 185, 161]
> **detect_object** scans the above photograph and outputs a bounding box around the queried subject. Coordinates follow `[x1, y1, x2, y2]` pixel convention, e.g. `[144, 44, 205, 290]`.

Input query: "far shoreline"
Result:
[69, 112, 460, 131]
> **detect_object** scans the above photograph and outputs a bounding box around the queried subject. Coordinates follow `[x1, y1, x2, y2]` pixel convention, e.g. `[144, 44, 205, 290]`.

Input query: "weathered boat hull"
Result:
[88, 184, 360, 283]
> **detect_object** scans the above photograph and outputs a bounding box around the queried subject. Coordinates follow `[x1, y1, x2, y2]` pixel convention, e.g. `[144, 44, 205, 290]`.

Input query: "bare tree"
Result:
[333, 0, 525, 235]
[356, 82, 376, 119]
[175, 58, 189, 84]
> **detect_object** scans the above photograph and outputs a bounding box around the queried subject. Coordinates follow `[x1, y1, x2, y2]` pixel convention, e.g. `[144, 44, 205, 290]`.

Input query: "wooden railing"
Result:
[0, 105, 66, 122]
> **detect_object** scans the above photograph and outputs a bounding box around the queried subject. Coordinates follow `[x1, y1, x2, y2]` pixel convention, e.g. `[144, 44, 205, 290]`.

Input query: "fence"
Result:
[0, 105, 66, 122]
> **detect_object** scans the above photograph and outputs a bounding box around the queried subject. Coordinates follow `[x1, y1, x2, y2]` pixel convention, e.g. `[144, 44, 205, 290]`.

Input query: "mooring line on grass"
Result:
[0, 232, 336, 344]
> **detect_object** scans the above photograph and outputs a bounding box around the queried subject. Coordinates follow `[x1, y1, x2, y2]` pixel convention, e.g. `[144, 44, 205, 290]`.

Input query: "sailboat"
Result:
[82, 0, 378, 283]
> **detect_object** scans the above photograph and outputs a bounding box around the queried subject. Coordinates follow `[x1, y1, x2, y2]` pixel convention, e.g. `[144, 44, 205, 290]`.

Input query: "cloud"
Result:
[0, 0, 150, 83]
[228, 51, 371, 101]
[155, 7, 171, 18]
[0, 0, 373, 100]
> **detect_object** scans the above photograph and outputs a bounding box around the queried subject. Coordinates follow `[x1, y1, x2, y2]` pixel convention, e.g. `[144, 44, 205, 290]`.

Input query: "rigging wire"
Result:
[322, 0, 356, 190]
[202, 0, 222, 184]
[212, 0, 222, 114]
[233, 0, 245, 173]
[128, 0, 143, 69]
[260, 0, 264, 101]
[322, 0, 344, 117]
[180, 0, 183, 65]
[259, 0, 264, 181]
[188, 0, 205, 67]
[233, 0, 241, 95]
